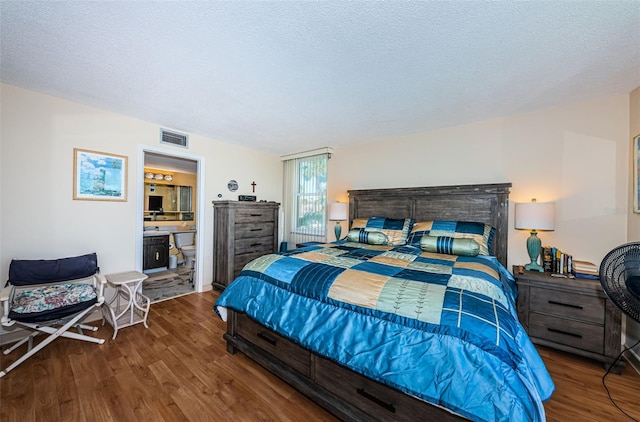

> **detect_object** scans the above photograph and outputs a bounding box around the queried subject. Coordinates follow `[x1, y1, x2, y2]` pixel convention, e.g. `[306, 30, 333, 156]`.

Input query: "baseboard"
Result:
[626, 344, 640, 375]
[0, 309, 103, 347]
[201, 283, 213, 292]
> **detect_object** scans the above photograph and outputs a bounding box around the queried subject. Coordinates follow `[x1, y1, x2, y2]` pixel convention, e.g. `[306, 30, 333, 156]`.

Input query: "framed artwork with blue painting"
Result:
[636, 134, 640, 213]
[73, 148, 127, 201]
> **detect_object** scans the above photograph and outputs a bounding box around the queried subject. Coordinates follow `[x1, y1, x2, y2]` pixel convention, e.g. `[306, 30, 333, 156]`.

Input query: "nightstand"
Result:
[514, 266, 623, 373]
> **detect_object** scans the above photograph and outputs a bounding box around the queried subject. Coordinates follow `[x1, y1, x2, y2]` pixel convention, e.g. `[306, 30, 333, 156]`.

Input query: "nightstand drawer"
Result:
[529, 312, 604, 354]
[529, 288, 605, 324]
[236, 314, 310, 377]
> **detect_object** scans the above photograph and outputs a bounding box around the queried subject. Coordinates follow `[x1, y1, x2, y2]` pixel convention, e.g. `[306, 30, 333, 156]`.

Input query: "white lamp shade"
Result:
[515, 201, 555, 231]
[328, 202, 348, 221]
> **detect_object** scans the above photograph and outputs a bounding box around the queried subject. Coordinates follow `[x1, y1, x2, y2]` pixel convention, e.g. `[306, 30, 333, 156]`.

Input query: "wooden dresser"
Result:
[514, 267, 623, 372]
[212, 201, 280, 290]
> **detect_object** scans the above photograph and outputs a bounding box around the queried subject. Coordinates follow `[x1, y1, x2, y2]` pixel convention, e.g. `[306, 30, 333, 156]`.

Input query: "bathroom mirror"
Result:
[144, 182, 193, 221]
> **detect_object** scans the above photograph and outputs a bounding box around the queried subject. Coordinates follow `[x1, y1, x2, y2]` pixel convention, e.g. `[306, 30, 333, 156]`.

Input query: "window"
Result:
[282, 150, 330, 247]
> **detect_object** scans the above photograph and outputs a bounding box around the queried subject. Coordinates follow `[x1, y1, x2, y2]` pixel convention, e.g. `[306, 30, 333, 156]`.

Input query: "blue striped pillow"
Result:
[408, 220, 495, 256]
[346, 229, 389, 245]
[419, 235, 480, 256]
[351, 217, 414, 246]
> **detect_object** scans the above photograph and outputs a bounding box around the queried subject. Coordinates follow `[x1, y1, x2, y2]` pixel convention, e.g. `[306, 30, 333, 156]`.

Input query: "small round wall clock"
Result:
[227, 180, 239, 192]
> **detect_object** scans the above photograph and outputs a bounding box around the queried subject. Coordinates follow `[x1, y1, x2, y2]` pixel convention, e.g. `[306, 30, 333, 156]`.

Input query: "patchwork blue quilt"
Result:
[215, 242, 554, 421]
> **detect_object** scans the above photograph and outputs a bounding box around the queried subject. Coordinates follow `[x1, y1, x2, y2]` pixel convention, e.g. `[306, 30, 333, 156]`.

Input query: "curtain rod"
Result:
[280, 147, 334, 161]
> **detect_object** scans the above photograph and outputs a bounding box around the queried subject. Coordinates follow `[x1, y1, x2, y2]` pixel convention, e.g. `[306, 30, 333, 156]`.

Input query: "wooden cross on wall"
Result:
[251, 181, 256, 193]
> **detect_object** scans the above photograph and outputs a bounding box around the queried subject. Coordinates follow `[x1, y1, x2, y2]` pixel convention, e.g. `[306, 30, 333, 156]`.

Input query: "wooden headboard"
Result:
[348, 183, 512, 266]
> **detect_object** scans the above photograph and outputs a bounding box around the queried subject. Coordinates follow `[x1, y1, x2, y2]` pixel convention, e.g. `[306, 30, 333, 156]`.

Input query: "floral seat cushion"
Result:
[9, 282, 97, 323]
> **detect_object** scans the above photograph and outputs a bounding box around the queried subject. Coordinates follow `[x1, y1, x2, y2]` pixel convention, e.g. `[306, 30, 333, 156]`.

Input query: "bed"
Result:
[214, 183, 554, 421]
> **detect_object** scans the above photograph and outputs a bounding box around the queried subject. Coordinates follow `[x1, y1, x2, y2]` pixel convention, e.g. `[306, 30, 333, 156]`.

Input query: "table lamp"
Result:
[328, 202, 348, 241]
[515, 199, 555, 272]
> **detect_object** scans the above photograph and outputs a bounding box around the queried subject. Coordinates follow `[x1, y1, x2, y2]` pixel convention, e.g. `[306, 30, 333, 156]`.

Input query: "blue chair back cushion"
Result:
[8, 253, 98, 286]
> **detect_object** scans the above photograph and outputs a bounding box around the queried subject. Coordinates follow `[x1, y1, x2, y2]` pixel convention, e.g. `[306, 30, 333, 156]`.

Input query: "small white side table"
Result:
[102, 271, 150, 339]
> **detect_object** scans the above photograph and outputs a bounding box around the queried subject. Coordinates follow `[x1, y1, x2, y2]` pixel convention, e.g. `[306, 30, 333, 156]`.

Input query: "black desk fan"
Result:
[599, 242, 640, 421]
[600, 242, 640, 324]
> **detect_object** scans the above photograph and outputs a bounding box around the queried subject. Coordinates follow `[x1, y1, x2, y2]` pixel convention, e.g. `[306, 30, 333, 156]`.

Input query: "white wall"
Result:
[626, 86, 640, 362]
[0, 84, 282, 286]
[629, 86, 640, 240]
[329, 94, 630, 270]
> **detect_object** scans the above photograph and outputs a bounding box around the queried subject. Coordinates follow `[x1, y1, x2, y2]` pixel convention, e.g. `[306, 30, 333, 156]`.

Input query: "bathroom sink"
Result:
[143, 230, 171, 237]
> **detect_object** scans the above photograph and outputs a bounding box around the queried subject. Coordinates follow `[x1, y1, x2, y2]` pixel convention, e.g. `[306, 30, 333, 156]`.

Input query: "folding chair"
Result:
[0, 252, 106, 378]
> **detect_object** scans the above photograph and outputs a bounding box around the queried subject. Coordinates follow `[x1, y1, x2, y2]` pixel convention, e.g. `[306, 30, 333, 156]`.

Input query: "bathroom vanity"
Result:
[143, 232, 170, 271]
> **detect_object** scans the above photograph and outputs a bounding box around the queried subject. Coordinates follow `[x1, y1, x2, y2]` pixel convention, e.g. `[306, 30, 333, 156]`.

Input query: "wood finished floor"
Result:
[1, 290, 639, 422]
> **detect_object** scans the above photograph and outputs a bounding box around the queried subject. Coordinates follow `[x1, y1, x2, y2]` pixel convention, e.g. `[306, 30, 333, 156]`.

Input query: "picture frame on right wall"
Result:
[635, 134, 640, 213]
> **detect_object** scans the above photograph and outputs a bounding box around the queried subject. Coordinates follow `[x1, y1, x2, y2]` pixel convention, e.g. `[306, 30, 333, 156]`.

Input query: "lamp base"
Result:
[524, 262, 544, 272]
[334, 222, 342, 241]
[525, 230, 544, 272]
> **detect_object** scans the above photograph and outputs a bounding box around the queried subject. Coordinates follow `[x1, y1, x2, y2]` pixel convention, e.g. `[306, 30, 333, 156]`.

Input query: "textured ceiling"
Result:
[1, 1, 639, 155]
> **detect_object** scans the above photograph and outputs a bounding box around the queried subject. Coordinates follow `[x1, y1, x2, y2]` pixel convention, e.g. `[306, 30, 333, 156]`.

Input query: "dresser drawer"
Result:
[315, 356, 427, 422]
[236, 314, 310, 376]
[235, 236, 275, 256]
[235, 222, 275, 239]
[529, 288, 605, 324]
[233, 251, 273, 277]
[529, 312, 604, 354]
[234, 209, 276, 223]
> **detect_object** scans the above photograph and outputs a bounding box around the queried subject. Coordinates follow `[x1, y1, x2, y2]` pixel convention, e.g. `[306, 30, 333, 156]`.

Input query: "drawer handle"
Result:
[547, 327, 582, 338]
[250, 243, 262, 247]
[256, 332, 277, 346]
[356, 388, 396, 413]
[548, 300, 583, 310]
[250, 228, 263, 232]
[250, 214, 264, 217]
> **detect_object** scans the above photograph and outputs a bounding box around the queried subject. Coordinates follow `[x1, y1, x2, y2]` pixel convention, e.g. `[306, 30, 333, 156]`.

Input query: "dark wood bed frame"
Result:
[224, 183, 512, 421]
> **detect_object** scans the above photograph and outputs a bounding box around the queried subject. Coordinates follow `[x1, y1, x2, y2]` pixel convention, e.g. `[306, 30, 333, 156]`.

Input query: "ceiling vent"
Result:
[160, 129, 189, 148]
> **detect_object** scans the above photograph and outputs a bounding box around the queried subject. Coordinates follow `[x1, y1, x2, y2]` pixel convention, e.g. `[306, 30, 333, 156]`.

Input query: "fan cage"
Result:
[599, 242, 640, 323]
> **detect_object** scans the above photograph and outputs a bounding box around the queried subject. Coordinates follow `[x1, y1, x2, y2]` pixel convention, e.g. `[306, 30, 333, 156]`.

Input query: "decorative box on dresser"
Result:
[514, 266, 623, 373]
[212, 201, 280, 290]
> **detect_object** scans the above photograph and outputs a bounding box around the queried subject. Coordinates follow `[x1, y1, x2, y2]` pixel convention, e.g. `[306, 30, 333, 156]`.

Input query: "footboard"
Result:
[225, 310, 466, 422]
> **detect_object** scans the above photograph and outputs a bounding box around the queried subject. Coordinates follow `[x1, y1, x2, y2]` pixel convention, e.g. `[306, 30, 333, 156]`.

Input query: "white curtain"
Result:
[282, 152, 329, 249]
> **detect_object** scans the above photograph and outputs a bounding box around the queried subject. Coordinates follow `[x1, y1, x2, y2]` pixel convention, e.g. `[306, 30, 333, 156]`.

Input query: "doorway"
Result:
[136, 145, 205, 300]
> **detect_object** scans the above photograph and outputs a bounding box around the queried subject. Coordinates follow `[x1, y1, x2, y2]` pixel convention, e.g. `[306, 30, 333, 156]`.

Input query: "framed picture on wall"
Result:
[73, 148, 128, 201]
[635, 134, 640, 213]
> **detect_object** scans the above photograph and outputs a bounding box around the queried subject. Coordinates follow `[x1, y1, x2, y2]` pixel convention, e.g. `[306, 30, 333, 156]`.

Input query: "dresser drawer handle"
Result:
[256, 332, 277, 346]
[250, 214, 264, 217]
[547, 327, 582, 338]
[250, 243, 262, 247]
[548, 300, 583, 310]
[356, 388, 396, 413]
[250, 228, 263, 232]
